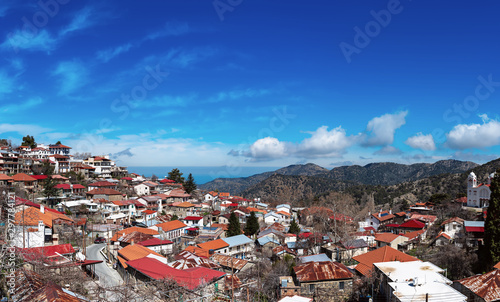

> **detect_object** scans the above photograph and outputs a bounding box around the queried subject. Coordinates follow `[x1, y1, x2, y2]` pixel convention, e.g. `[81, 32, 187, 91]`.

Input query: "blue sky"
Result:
[1, 0, 500, 169]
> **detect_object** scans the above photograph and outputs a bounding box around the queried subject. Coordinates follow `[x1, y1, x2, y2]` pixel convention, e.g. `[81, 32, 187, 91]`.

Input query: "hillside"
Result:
[241, 158, 500, 206]
[203, 159, 478, 196]
[199, 163, 329, 193]
[321, 160, 478, 185]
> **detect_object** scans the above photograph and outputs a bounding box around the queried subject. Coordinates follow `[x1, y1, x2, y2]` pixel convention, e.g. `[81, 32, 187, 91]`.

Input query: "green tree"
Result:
[167, 168, 185, 184]
[171, 214, 179, 221]
[43, 176, 59, 206]
[21, 135, 36, 148]
[244, 211, 259, 236]
[55, 141, 62, 145]
[288, 217, 300, 235]
[184, 173, 197, 194]
[227, 212, 242, 237]
[484, 170, 500, 270]
[429, 193, 450, 204]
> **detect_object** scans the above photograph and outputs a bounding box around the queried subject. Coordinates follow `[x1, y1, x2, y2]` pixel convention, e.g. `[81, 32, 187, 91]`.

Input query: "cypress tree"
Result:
[227, 212, 242, 237]
[184, 173, 197, 194]
[289, 217, 300, 235]
[484, 170, 500, 269]
[245, 211, 259, 236]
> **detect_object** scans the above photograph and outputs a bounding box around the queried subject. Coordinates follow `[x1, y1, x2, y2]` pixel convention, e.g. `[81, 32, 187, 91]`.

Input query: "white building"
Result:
[374, 261, 466, 302]
[82, 155, 115, 178]
[466, 172, 493, 208]
[222, 234, 254, 259]
[134, 183, 151, 196]
[264, 212, 283, 225]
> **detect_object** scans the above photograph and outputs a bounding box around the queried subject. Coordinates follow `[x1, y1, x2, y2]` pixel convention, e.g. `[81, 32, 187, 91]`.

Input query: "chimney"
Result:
[40, 204, 45, 214]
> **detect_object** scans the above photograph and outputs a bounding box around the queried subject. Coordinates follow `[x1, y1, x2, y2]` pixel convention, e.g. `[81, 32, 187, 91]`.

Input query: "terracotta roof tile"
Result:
[294, 261, 353, 282]
[118, 244, 162, 262]
[111, 226, 159, 241]
[458, 269, 500, 301]
[197, 239, 229, 251]
[156, 220, 187, 232]
[353, 246, 417, 276]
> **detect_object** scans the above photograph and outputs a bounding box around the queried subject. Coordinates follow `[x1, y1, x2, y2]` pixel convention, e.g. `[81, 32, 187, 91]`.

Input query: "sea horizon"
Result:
[127, 166, 281, 185]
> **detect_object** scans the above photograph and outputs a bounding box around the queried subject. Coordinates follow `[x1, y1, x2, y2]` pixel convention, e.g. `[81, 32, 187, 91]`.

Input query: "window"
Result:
[309, 284, 315, 293]
[339, 282, 345, 290]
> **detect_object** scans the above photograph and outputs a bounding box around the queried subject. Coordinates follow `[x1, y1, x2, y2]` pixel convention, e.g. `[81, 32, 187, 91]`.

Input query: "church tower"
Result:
[468, 172, 477, 189]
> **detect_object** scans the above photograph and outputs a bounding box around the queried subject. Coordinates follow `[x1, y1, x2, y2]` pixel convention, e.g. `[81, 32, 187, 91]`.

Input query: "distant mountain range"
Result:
[198, 163, 328, 193]
[200, 159, 479, 195]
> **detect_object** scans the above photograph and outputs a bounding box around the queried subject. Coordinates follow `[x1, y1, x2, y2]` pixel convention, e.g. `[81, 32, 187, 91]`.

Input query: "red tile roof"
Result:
[20, 244, 75, 261]
[184, 216, 203, 221]
[353, 246, 418, 276]
[138, 238, 173, 247]
[465, 226, 484, 233]
[372, 211, 395, 222]
[402, 229, 425, 241]
[441, 217, 464, 226]
[89, 181, 116, 187]
[30, 175, 48, 180]
[156, 220, 187, 232]
[294, 261, 353, 282]
[49, 144, 71, 149]
[11, 173, 36, 182]
[399, 219, 426, 229]
[54, 183, 86, 190]
[126, 257, 225, 289]
[111, 227, 159, 241]
[197, 239, 229, 251]
[374, 233, 404, 243]
[0, 174, 13, 181]
[86, 188, 122, 196]
[458, 269, 500, 302]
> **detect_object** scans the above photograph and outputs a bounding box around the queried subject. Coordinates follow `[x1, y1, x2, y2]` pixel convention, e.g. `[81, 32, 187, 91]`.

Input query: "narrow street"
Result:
[86, 243, 124, 299]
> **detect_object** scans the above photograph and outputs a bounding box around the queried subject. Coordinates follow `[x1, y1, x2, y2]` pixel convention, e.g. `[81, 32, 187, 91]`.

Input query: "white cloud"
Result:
[59, 6, 96, 36]
[1, 29, 57, 53]
[363, 111, 408, 146]
[0, 123, 51, 136]
[405, 133, 436, 151]
[95, 22, 193, 63]
[52, 60, 89, 95]
[68, 133, 227, 166]
[0, 97, 43, 113]
[209, 88, 271, 103]
[0, 70, 14, 96]
[240, 126, 358, 161]
[146, 21, 191, 41]
[248, 137, 287, 160]
[446, 118, 500, 149]
[1, 6, 98, 54]
[297, 126, 356, 158]
[97, 43, 133, 62]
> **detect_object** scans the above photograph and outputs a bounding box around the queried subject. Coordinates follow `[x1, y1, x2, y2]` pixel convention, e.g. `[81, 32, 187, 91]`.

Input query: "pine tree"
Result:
[244, 211, 259, 236]
[289, 217, 300, 235]
[21, 135, 36, 148]
[184, 173, 197, 194]
[227, 212, 242, 237]
[167, 168, 185, 184]
[484, 170, 500, 269]
[171, 214, 179, 221]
